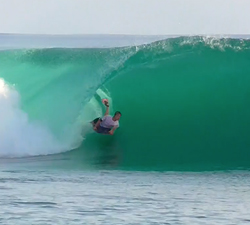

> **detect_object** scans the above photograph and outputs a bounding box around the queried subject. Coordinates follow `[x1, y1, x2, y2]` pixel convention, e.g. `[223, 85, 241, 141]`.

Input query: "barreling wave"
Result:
[0, 36, 250, 170]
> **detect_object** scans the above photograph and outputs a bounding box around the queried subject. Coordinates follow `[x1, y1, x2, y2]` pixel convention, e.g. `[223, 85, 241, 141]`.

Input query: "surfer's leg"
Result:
[93, 118, 102, 131]
[91, 117, 101, 125]
[96, 126, 111, 134]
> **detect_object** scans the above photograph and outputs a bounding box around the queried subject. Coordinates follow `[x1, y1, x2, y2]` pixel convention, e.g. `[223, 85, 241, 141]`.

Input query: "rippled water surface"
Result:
[1, 165, 250, 225]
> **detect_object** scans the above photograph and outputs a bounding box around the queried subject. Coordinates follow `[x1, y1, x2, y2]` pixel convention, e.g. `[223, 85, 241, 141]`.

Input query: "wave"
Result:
[0, 36, 250, 170]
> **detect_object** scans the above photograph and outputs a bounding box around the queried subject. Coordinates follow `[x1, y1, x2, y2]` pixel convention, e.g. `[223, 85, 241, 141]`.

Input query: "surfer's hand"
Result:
[103, 99, 109, 107]
[109, 130, 114, 135]
[93, 126, 97, 131]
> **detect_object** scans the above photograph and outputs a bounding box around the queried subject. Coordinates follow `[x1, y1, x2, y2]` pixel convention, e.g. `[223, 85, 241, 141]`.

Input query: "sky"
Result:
[0, 0, 250, 35]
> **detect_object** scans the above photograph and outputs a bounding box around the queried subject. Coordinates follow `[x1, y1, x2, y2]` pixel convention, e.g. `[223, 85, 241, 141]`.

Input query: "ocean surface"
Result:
[0, 34, 250, 224]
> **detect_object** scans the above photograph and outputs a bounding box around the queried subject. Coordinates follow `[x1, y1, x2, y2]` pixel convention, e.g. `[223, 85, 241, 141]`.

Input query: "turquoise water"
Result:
[0, 34, 250, 224]
[0, 35, 250, 170]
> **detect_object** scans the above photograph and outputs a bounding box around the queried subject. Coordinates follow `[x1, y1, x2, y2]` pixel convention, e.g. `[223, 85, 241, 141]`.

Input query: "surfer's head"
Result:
[113, 111, 122, 121]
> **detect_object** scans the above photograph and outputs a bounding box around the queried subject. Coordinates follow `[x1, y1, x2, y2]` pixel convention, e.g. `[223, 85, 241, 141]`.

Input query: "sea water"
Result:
[0, 34, 250, 224]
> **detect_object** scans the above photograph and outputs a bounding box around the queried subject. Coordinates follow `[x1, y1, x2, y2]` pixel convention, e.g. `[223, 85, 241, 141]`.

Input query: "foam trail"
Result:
[0, 78, 67, 157]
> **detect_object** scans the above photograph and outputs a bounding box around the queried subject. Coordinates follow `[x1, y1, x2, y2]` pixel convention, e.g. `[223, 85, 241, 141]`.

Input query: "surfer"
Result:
[91, 99, 121, 135]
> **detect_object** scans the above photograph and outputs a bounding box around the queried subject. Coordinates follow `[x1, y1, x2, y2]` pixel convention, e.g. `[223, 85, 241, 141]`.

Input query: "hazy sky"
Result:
[0, 0, 250, 35]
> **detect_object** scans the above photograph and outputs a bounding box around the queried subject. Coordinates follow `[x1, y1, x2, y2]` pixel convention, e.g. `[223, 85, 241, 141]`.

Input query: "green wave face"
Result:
[1, 36, 250, 171]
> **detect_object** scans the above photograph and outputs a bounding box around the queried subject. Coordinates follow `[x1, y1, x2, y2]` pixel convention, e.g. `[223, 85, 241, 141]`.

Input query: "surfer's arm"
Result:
[108, 126, 118, 135]
[104, 104, 109, 116]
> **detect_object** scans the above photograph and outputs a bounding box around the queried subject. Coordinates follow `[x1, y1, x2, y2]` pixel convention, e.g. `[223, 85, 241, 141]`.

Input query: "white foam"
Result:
[0, 78, 68, 157]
